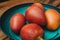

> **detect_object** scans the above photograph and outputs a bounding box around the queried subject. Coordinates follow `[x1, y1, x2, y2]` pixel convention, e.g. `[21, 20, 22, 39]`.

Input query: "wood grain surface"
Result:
[0, 0, 60, 40]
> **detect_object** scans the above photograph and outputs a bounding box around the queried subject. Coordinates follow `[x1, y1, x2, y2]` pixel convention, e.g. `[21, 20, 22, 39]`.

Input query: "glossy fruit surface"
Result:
[31, 3, 44, 11]
[20, 23, 44, 40]
[25, 4, 46, 26]
[1, 3, 60, 40]
[10, 13, 25, 34]
[45, 9, 60, 30]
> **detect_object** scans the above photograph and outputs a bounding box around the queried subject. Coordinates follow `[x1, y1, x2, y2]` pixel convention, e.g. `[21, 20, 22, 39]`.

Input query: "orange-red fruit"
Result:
[59, 14, 60, 25]
[25, 3, 46, 26]
[31, 3, 44, 11]
[10, 13, 25, 34]
[20, 23, 44, 40]
[45, 9, 60, 30]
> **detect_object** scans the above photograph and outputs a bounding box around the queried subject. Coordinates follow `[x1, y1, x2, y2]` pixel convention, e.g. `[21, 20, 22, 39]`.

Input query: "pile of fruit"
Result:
[10, 3, 60, 40]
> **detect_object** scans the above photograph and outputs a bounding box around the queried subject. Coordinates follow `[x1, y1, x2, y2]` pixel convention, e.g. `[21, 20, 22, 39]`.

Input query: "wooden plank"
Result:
[52, 0, 60, 6]
[0, 0, 35, 16]
[58, 6, 60, 8]
[44, 0, 50, 4]
[0, 7, 9, 16]
[0, 0, 60, 40]
[4, 38, 10, 40]
[0, 30, 7, 40]
[0, 1, 35, 40]
[34, 0, 43, 3]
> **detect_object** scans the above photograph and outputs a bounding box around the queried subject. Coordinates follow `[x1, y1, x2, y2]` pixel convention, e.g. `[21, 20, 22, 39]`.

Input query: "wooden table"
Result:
[0, 0, 60, 40]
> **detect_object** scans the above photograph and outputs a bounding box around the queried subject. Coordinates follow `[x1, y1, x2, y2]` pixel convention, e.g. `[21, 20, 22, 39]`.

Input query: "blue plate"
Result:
[0, 3, 60, 40]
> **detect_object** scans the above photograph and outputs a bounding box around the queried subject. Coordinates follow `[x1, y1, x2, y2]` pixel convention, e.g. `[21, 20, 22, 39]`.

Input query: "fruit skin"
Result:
[31, 3, 44, 11]
[45, 9, 60, 30]
[10, 13, 25, 34]
[25, 4, 46, 26]
[20, 23, 44, 40]
[37, 36, 44, 40]
[59, 14, 60, 25]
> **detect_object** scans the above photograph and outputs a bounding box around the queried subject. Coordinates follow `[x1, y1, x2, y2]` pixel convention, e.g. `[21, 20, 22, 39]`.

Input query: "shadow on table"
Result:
[0, 0, 9, 3]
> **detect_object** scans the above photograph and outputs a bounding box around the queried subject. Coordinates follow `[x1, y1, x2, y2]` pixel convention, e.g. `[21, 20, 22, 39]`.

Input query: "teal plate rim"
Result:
[0, 2, 60, 40]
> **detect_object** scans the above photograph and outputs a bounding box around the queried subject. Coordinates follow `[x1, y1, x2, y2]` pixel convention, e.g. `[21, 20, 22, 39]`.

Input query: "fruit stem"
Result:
[37, 36, 44, 40]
